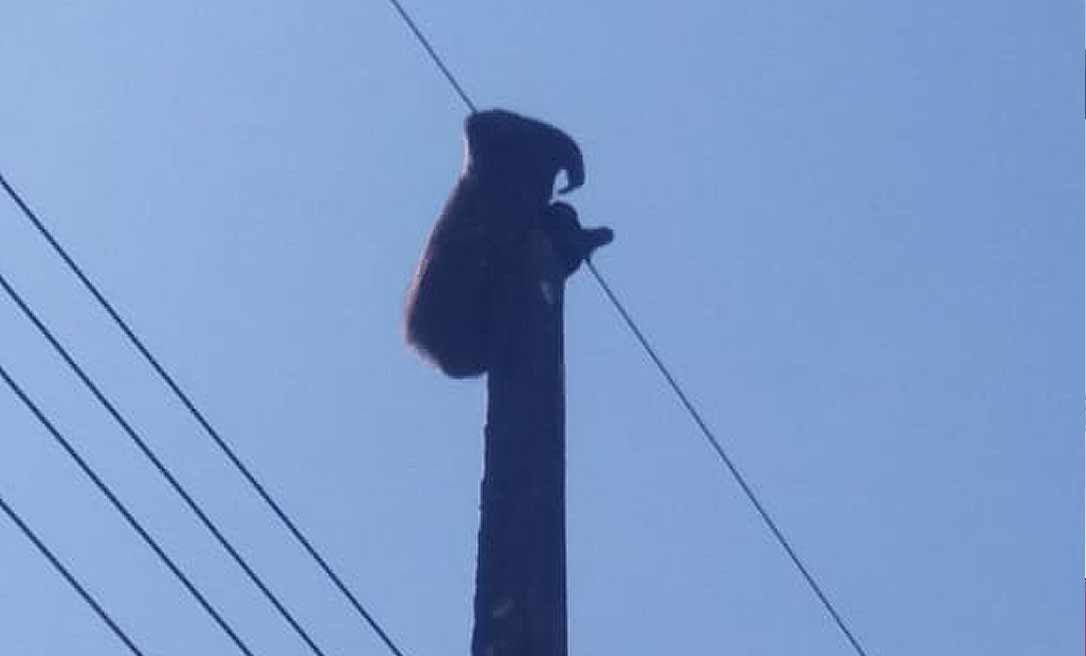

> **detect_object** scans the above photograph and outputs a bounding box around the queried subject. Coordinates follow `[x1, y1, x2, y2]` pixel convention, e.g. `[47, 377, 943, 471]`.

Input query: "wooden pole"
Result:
[471, 222, 569, 656]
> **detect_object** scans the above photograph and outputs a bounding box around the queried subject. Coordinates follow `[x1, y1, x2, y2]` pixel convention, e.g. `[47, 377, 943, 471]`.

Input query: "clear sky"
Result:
[0, 1, 1080, 654]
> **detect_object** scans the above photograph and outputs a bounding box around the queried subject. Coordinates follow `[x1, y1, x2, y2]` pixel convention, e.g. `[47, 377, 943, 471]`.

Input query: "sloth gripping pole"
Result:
[472, 222, 574, 656]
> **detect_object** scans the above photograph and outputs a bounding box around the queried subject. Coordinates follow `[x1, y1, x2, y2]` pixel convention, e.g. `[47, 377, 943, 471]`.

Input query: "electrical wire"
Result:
[0, 489, 147, 656]
[0, 271, 328, 656]
[584, 260, 869, 656]
[381, 2, 871, 655]
[385, 0, 477, 113]
[0, 363, 253, 656]
[0, 172, 407, 656]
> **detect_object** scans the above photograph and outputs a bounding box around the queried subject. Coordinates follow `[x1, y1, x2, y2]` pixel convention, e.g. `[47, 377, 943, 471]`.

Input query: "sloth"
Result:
[405, 109, 611, 378]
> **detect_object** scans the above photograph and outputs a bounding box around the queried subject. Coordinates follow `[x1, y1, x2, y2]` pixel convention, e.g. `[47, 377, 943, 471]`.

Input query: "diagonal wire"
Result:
[0, 363, 253, 656]
[381, 2, 871, 655]
[584, 260, 870, 656]
[0, 172, 406, 656]
[385, 0, 477, 112]
[0, 488, 148, 656]
[0, 271, 329, 656]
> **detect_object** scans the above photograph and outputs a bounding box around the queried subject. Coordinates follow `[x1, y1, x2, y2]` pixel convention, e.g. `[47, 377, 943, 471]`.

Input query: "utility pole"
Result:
[469, 206, 612, 655]
[471, 222, 571, 656]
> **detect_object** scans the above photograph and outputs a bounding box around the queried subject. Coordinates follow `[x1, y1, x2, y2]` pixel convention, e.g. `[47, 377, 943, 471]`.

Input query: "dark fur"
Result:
[541, 202, 614, 277]
[404, 110, 587, 378]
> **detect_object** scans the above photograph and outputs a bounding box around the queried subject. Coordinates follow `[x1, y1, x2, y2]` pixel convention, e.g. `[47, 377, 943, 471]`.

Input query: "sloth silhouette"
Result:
[405, 109, 612, 378]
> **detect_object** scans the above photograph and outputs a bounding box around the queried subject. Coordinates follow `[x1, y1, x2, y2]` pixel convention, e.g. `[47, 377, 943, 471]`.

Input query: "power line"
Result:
[0, 172, 407, 656]
[584, 261, 870, 656]
[0, 363, 254, 656]
[0, 271, 328, 656]
[0, 489, 147, 656]
[381, 3, 871, 655]
[385, 0, 477, 112]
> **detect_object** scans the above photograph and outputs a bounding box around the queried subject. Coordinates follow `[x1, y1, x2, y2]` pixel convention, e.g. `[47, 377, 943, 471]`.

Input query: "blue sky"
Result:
[0, 1, 1080, 654]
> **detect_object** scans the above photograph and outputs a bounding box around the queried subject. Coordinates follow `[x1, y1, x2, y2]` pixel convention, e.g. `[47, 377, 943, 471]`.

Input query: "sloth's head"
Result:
[464, 109, 585, 199]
